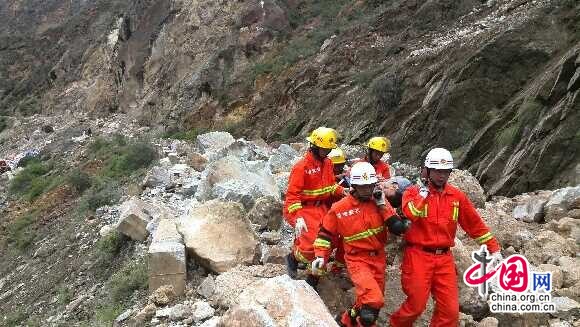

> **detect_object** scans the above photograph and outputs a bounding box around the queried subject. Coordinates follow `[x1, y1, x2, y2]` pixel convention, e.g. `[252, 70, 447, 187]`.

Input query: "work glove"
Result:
[295, 217, 308, 237]
[419, 186, 429, 199]
[489, 252, 503, 268]
[373, 188, 386, 206]
[311, 257, 325, 275]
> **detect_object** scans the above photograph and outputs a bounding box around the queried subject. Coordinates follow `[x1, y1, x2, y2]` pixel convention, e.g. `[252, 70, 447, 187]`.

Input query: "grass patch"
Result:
[57, 287, 73, 305]
[0, 116, 8, 133]
[109, 260, 148, 303]
[88, 136, 157, 179]
[77, 178, 121, 214]
[94, 303, 124, 325]
[162, 127, 209, 142]
[67, 169, 92, 194]
[8, 159, 63, 201]
[6, 213, 37, 251]
[95, 230, 124, 263]
[1, 309, 27, 327]
[496, 124, 520, 147]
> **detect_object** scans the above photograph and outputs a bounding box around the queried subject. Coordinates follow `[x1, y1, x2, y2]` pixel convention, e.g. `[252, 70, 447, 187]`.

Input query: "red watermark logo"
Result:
[463, 245, 555, 313]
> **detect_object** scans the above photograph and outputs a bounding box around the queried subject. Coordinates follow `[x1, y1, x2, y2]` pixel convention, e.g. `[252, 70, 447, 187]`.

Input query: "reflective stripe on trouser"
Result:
[345, 251, 386, 310]
[292, 205, 327, 269]
[390, 247, 459, 327]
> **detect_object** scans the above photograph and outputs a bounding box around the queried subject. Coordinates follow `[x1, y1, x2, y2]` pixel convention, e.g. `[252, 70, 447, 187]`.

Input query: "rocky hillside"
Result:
[0, 0, 579, 196]
[0, 121, 579, 326]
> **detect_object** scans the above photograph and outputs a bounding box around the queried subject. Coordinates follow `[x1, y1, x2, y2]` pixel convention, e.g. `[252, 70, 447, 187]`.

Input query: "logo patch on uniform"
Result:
[362, 172, 368, 180]
[336, 208, 361, 219]
[441, 159, 447, 164]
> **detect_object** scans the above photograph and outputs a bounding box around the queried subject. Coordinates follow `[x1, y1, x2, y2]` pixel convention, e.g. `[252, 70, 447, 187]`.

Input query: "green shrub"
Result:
[2, 309, 27, 327]
[67, 169, 92, 194]
[94, 303, 124, 325]
[96, 231, 124, 262]
[57, 287, 73, 305]
[0, 116, 8, 133]
[102, 142, 157, 178]
[8, 159, 62, 201]
[77, 179, 120, 213]
[163, 127, 208, 142]
[109, 260, 148, 303]
[6, 213, 36, 251]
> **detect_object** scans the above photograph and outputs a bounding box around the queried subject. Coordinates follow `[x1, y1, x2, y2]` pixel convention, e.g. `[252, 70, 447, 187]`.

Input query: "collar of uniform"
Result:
[429, 183, 456, 195]
[347, 194, 360, 206]
[305, 149, 326, 166]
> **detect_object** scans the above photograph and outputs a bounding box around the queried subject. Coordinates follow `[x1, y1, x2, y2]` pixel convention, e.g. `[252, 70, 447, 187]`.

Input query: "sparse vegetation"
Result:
[77, 178, 121, 214]
[88, 136, 157, 178]
[8, 159, 62, 201]
[57, 287, 73, 305]
[108, 260, 148, 303]
[95, 230, 124, 263]
[6, 213, 37, 251]
[67, 169, 92, 194]
[162, 127, 209, 142]
[2, 309, 27, 327]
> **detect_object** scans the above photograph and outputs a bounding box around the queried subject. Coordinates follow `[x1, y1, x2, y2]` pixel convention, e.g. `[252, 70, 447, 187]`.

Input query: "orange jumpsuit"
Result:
[284, 151, 344, 267]
[390, 184, 500, 327]
[314, 195, 398, 326]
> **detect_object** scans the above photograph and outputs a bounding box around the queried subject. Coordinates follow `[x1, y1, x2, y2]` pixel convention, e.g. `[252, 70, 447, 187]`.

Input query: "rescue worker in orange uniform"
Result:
[390, 148, 502, 327]
[360, 137, 391, 180]
[312, 162, 411, 327]
[328, 147, 350, 188]
[327, 147, 350, 274]
[284, 127, 347, 289]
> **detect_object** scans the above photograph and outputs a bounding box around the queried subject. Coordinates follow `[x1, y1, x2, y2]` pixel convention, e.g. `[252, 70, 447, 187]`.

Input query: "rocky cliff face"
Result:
[1, 0, 579, 197]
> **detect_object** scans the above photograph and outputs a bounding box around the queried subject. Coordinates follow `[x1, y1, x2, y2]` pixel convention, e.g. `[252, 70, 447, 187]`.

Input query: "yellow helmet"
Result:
[367, 136, 390, 153]
[306, 127, 338, 149]
[328, 148, 346, 164]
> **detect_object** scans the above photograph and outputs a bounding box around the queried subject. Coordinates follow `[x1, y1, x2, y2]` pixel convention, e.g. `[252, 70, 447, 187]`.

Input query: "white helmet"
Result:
[424, 148, 454, 170]
[350, 162, 378, 185]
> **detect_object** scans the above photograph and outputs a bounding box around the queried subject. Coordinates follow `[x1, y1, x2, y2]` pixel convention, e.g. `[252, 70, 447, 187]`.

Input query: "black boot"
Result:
[285, 253, 298, 279]
[305, 275, 319, 291]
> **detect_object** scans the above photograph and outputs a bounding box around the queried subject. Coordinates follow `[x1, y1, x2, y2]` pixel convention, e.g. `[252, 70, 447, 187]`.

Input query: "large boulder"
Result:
[178, 200, 259, 273]
[148, 219, 186, 296]
[546, 217, 580, 243]
[268, 144, 299, 174]
[511, 191, 552, 223]
[195, 155, 279, 210]
[544, 186, 580, 222]
[523, 231, 577, 265]
[196, 132, 235, 155]
[448, 170, 486, 208]
[116, 197, 152, 241]
[219, 275, 337, 327]
[247, 196, 283, 231]
[211, 139, 271, 163]
[211, 264, 286, 308]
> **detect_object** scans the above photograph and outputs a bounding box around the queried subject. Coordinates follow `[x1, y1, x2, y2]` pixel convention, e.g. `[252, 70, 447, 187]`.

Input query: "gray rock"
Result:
[195, 155, 279, 210]
[477, 317, 499, 327]
[545, 186, 580, 222]
[168, 303, 192, 321]
[448, 170, 486, 208]
[143, 166, 171, 188]
[178, 200, 258, 273]
[551, 297, 580, 321]
[558, 256, 580, 288]
[512, 191, 551, 223]
[247, 196, 283, 231]
[192, 300, 215, 323]
[114, 309, 133, 323]
[260, 231, 282, 245]
[196, 131, 235, 155]
[523, 231, 576, 265]
[197, 275, 216, 299]
[268, 144, 299, 174]
[220, 275, 336, 327]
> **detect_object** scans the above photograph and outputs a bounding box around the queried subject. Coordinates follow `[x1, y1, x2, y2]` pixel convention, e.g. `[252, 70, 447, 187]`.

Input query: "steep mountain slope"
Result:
[1, 0, 579, 196]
